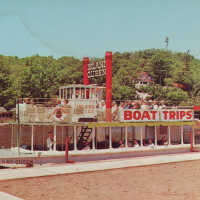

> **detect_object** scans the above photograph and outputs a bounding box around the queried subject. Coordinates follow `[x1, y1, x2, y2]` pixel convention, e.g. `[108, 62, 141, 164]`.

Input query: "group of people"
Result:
[46, 131, 169, 151]
[118, 137, 169, 148]
[97, 99, 167, 121]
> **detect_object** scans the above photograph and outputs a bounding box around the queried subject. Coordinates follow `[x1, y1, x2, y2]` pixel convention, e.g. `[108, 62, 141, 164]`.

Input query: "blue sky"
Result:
[0, 0, 200, 59]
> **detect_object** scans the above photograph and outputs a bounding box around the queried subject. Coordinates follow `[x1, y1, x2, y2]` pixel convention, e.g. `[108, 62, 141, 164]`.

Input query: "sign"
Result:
[160, 109, 193, 121]
[121, 109, 194, 122]
[88, 60, 106, 78]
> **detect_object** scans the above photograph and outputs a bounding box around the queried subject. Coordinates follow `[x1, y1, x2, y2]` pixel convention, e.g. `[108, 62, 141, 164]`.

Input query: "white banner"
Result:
[121, 109, 194, 122]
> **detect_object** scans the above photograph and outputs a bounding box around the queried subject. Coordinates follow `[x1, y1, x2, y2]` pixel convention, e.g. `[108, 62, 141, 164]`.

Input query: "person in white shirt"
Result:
[46, 131, 54, 151]
[147, 139, 154, 147]
[133, 139, 139, 147]
[118, 140, 125, 148]
[153, 101, 159, 109]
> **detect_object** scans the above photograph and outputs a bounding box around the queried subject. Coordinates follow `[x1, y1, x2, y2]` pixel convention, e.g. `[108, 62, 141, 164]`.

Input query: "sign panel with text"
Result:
[87, 60, 106, 78]
[121, 109, 194, 122]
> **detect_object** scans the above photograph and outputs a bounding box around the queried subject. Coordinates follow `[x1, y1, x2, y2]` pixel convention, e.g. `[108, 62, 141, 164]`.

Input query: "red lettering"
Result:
[150, 111, 157, 120]
[141, 111, 150, 120]
[169, 111, 176, 120]
[180, 111, 186, 119]
[133, 111, 141, 120]
[124, 111, 132, 120]
[186, 111, 192, 120]
[162, 111, 168, 120]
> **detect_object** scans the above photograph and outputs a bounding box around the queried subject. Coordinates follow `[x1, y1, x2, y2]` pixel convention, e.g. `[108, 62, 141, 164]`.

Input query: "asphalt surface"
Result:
[34, 147, 191, 165]
[0, 147, 192, 167]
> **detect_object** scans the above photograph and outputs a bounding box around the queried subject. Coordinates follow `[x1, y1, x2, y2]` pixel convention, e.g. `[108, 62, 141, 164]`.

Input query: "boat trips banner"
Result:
[121, 109, 193, 122]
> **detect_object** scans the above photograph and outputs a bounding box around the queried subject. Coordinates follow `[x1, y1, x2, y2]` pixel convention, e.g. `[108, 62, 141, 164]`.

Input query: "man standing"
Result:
[47, 131, 54, 151]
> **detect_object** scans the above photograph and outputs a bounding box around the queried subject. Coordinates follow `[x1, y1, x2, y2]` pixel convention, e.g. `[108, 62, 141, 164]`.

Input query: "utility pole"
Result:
[165, 37, 169, 49]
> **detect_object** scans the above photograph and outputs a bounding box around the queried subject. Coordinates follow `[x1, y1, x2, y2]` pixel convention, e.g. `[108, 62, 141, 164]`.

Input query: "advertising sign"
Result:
[121, 109, 194, 122]
[87, 60, 106, 78]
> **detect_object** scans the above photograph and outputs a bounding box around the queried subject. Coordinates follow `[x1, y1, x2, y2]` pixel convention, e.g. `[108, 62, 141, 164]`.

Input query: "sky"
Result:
[0, 0, 200, 59]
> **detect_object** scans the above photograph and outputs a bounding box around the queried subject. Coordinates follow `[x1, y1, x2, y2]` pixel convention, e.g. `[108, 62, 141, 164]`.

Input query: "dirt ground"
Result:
[1, 160, 200, 200]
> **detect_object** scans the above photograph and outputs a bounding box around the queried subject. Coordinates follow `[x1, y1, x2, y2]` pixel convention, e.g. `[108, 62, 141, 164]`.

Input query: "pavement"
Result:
[0, 192, 23, 200]
[0, 151, 200, 181]
[1, 150, 200, 200]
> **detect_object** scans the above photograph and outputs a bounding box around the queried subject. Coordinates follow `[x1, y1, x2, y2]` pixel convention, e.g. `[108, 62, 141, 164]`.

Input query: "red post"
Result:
[83, 57, 89, 85]
[65, 137, 69, 163]
[105, 52, 112, 122]
[65, 137, 75, 163]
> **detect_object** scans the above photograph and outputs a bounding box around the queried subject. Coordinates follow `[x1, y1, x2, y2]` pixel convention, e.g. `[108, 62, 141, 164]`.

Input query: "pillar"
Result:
[53, 125, 56, 151]
[168, 126, 171, 145]
[83, 57, 89, 85]
[31, 125, 34, 151]
[105, 51, 112, 122]
[11, 124, 14, 148]
[181, 125, 184, 145]
[92, 128, 95, 150]
[140, 127, 143, 146]
[125, 126, 128, 147]
[74, 126, 77, 151]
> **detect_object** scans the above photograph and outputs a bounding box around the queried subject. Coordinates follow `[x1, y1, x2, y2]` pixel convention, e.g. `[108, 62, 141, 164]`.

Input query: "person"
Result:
[29, 98, 38, 122]
[75, 88, 81, 99]
[124, 100, 133, 109]
[133, 101, 141, 109]
[98, 100, 106, 121]
[118, 140, 125, 148]
[82, 142, 91, 150]
[112, 102, 119, 121]
[141, 101, 149, 110]
[100, 100, 106, 111]
[153, 101, 159, 109]
[159, 100, 166, 109]
[133, 139, 139, 147]
[161, 136, 168, 145]
[147, 139, 154, 147]
[46, 131, 54, 151]
[61, 99, 68, 106]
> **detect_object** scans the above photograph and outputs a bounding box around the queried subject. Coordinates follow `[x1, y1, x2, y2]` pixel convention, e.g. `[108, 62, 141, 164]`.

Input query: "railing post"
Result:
[53, 125, 56, 151]
[74, 126, 77, 151]
[125, 126, 128, 147]
[168, 126, 171, 145]
[109, 127, 112, 149]
[31, 125, 34, 152]
[92, 128, 95, 150]
[181, 125, 184, 145]
[140, 127, 143, 146]
[65, 137, 69, 162]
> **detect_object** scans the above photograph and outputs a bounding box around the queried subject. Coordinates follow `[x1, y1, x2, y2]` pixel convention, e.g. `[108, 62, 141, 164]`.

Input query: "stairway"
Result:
[77, 126, 93, 150]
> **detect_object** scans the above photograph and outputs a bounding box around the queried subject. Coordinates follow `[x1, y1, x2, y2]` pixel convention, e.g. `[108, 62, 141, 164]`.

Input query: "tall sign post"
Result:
[83, 51, 112, 122]
[83, 57, 89, 85]
[105, 52, 112, 122]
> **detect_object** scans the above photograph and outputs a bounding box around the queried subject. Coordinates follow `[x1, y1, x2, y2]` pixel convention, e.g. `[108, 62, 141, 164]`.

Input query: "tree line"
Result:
[1, 49, 200, 109]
